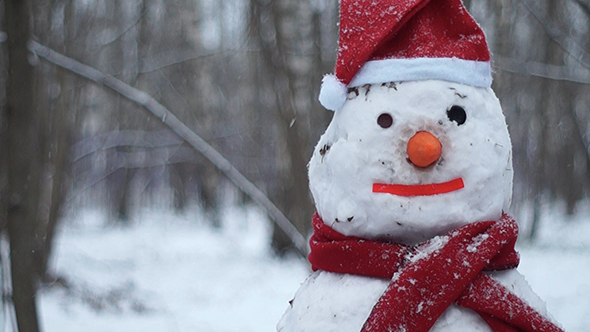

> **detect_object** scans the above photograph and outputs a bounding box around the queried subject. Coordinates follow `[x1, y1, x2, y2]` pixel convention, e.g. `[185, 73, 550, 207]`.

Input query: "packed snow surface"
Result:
[39, 207, 309, 332]
[38, 204, 590, 332]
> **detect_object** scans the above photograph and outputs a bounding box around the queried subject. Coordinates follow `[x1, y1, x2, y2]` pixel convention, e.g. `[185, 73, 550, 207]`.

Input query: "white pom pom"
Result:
[319, 74, 347, 111]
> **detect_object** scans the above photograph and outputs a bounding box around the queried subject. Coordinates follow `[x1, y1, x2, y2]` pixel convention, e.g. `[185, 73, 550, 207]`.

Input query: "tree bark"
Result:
[249, 0, 315, 254]
[529, 0, 559, 240]
[38, 69, 72, 278]
[4, 0, 42, 331]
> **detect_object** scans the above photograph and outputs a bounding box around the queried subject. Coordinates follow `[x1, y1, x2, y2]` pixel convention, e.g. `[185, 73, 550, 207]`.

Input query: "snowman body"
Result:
[278, 81, 551, 331]
[278, 269, 546, 332]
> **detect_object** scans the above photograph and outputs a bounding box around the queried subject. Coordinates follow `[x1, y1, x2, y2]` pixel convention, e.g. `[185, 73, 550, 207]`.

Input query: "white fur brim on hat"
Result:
[319, 57, 492, 111]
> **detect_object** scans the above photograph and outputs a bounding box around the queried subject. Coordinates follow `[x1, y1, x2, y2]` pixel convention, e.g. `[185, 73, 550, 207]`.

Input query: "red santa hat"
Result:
[319, 0, 492, 111]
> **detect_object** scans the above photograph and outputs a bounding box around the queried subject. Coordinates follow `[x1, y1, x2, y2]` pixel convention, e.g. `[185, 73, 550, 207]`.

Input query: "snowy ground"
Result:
[515, 203, 590, 332]
[36, 204, 590, 332]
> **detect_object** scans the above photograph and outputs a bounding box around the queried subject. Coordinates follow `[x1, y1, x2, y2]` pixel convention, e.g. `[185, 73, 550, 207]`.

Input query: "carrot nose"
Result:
[407, 131, 442, 167]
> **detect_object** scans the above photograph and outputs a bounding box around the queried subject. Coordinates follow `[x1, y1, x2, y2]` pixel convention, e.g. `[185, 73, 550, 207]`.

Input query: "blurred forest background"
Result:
[0, 0, 589, 330]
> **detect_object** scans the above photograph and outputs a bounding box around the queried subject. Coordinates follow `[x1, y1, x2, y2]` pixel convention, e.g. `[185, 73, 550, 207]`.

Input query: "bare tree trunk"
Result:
[530, 0, 561, 240]
[170, 162, 188, 211]
[249, 0, 315, 254]
[116, 165, 136, 222]
[44, 66, 73, 273]
[463, 0, 472, 11]
[33, 68, 72, 279]
[3, 0, 42, 331]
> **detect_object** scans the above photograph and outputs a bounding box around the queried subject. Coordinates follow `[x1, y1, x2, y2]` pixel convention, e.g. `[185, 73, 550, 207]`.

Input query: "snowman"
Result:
[278, 0, 563, 331]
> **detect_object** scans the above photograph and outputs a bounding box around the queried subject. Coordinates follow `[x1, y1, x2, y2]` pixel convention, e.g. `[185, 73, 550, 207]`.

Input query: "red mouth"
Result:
[373, 178, 465, 197]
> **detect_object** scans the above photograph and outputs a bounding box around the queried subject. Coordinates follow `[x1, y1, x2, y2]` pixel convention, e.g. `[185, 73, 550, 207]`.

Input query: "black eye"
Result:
[377, 113, 393, 128]
[447, 105, 467, 125]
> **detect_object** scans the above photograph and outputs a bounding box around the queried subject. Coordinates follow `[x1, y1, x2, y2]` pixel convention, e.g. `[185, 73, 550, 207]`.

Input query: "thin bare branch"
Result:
[71, 130, 185, 161]
[494, 56, 590, 84]
[493, 58, 590, 165]
[29, 40, 309, 255]
[572, 0, 590, 17]
[92, 10, 147, 53]
[519, 0, 590, 70]
[138, 45, 251, 75]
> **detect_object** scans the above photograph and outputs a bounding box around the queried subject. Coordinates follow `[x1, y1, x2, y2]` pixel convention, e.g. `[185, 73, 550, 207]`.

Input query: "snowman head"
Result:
[309, 80, 512, 244]
[310, 0, 513, 244]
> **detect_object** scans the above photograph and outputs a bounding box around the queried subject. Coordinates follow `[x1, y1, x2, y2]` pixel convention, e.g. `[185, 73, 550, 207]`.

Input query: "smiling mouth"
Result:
[372, 178, 465, 197]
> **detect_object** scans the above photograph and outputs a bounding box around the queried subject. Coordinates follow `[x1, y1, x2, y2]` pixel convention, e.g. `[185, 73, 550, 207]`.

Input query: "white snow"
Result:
[38, 206, 310, 332]
[406, 235, 449, 263]
[36, 203, 590, 332]
[515, 203, 590, 332]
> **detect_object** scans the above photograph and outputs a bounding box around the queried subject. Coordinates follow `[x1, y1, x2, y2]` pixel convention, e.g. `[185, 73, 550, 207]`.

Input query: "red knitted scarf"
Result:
[308, 213, 563, 332]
